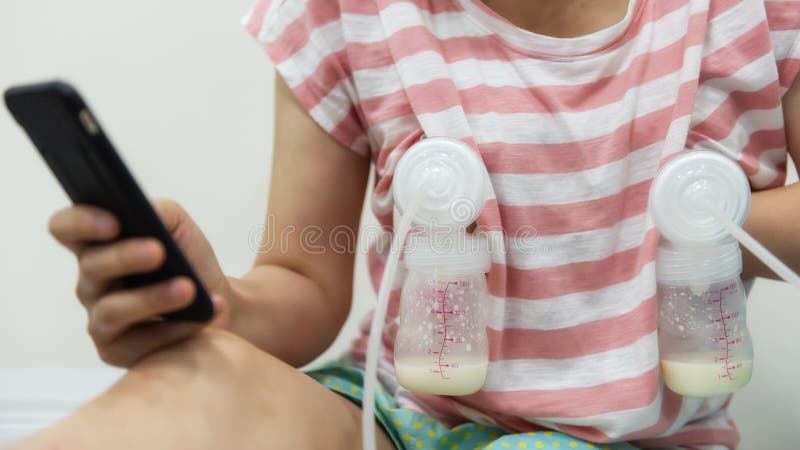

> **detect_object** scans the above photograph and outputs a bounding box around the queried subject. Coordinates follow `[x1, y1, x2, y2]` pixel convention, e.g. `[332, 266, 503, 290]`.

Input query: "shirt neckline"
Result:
[457, 0, 642, 58]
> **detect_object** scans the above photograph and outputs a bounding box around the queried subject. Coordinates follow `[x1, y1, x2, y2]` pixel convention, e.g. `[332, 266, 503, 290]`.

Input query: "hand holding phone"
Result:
[5, 81, 228, 366]
[50, 199, 232, 366]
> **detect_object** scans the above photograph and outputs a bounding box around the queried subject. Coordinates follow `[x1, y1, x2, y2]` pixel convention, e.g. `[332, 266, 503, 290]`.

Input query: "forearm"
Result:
[741, 182, 800, 279]
[224, 265, 350, 367]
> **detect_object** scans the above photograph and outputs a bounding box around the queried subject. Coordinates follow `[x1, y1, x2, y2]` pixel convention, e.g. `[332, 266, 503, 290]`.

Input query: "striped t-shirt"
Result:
[243, 0, 800, 448]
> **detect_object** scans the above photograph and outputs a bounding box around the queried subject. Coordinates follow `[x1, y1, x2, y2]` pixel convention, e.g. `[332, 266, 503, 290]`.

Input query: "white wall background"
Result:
[0, 1, 798, 448]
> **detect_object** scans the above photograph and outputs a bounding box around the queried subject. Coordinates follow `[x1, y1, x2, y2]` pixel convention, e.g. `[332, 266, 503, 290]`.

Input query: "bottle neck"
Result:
[656, 239, 743, 285]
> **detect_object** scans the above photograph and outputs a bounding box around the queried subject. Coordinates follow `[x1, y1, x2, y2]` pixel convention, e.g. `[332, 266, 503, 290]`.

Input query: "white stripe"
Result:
[770, 29, 800, 61]
[344, 5, 491, 45]
[418, 105, 473, 138]
[268, 8, 487, 85]
[532, 390, 663, 438]
[679, 413, 734, 432]
[694, 105, 785, 156]
[240, 3, 255, 28]
[465, 72, 693, 145]
[750, 147, 786, 188]
[354, 5, 700, 101]
[490, 143, 660, 206]
[277, 8, 704, 144]
[451, 403, 499, 427]
[487, 262, 655, 330]
[456, 0, 637, 56]
[367, 114, 420, 152]
[692, 395, 732, 422]
[691, 51, 779, 125]
[351, 134, 371, 155]
[274, 20, 347, 88]
[505, 215, 654, 270]
[375, 3, 490, 40]
[657, 396, 704, 437]
[257, 0, 307, 43]
[703, 0, 764, 57]
[482, 332, 659, 391]
[287, 0, 701, 107]
[307, 77, 353, 130]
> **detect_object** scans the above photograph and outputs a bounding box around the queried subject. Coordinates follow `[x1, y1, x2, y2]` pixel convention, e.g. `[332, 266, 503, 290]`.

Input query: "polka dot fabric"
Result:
[307, 363, 637, 450]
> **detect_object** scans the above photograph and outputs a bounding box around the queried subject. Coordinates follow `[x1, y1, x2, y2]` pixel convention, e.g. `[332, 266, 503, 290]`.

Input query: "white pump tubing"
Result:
[362, 189, 426, 450]
[707, 203, 800, 290]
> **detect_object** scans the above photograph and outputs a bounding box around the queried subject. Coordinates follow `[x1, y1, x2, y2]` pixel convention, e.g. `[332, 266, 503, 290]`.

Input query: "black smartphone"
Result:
[4, 80, 214, 322]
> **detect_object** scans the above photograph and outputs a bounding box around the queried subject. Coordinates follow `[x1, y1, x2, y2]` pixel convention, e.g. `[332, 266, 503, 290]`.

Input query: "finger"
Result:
[79, 238, 165, 283]
[98, 321, 201, 367]
[88, 277, 196, 344]
[208, 294, 230, 329]
[48, 205, 119, 253]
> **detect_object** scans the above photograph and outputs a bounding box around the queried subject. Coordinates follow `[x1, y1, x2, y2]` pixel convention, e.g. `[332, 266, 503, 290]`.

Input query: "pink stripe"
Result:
[765, 1, 800, 31]
[361, 25, 704, 125]
[485, 180, 652, 237]
[244, 0, 271, 36]
[488, 0, 682, 58]
[482, 413, 549, 435]
[374, 0, 465, 14]
[502, 228, 658, 300]
[462, 367, 659, 420]
[487, 296, 657, 360]
[328, 106, 366, 150]
[737, 128, 788, 180]
[623, 389, 685, 441]
[689, 81, 782, 146]
[479, 107, 673, 175]
[740, 128, 787, 161]
[687, 81, 781, 153]
[699, 20, 772, 84]
[632, 423, 739, 449]
[272, 5, 706, 113]
[264, 0, 342, 64]
[406, 393, 471, 427]
[485, 260, 509, 300]
[374, 129, 424, 177]
[707, 0, 744, 21]
[288, 49, 352, 104]
[779, 58, 800, 88]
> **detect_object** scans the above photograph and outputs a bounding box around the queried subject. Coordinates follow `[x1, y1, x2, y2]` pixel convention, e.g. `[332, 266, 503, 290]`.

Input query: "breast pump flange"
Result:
[650, 150, 754, 397]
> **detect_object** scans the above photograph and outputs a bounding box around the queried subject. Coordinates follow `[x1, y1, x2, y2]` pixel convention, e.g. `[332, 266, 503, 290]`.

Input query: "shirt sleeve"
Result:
[688, 0, 788, 191]
[242, 0, 371, 157]
[765, 0, 800, 91]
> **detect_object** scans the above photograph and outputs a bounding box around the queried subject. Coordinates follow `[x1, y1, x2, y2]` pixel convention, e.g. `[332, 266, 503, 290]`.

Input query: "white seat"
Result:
[0, 368, 124, 446]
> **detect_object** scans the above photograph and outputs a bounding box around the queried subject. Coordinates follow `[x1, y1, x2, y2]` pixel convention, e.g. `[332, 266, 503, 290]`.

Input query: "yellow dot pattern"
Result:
[307, 364, 638, 450]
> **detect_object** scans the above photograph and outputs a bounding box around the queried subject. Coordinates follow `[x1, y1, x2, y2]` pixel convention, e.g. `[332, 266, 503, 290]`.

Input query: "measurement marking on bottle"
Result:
[436, 282, 454, 379]
[708, 284, 739, 381]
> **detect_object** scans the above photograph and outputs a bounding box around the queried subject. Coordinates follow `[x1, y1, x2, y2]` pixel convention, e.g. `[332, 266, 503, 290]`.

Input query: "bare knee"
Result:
[115, 330, 279, 408]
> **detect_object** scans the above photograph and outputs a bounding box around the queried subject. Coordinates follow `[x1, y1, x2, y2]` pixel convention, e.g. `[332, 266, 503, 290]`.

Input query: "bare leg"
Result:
[9, 330, 394, 450]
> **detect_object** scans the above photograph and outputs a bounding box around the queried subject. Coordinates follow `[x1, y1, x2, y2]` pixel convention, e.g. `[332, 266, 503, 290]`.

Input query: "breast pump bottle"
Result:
[649, 150, 753, 397]
[391, 138, 491, 396]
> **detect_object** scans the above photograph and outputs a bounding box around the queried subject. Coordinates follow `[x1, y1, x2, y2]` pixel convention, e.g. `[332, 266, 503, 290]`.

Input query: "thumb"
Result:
[150, 199, 189, 235]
